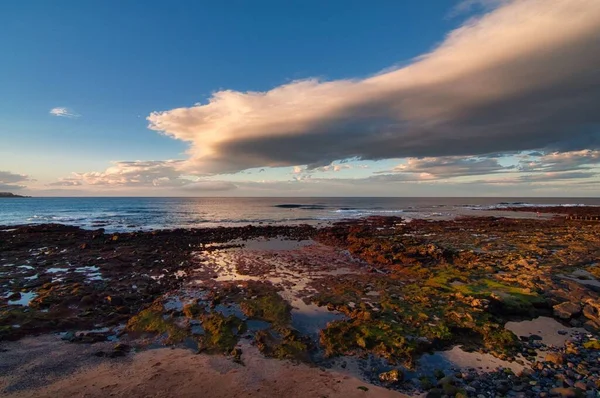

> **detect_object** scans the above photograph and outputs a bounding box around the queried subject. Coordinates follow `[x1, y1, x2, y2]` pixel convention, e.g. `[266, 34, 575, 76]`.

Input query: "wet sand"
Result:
[1, 335, 405, 398]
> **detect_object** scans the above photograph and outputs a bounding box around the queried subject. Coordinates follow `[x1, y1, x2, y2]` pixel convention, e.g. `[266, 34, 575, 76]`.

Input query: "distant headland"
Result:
[0, 192, 30, 198]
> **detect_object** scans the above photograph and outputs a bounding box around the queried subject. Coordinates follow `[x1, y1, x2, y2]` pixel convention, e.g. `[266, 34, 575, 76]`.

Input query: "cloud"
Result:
[147, 0, 600, 176]
[448, 0, 508, 18]
[49, 160, 237, 192]
[0, 171, 32, 190]
[389, 156, 510, 179]
[518, 150, 600, 172]
[47, 179, 83, 187]
[472, 171, 597, 185]
[50, 160, 188, 187]
[49, 107, 80, 118]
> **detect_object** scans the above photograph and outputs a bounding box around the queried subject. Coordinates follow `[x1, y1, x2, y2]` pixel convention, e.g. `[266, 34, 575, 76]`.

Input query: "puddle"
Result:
[47, 268, 69, 273]
[418, 345, 526, 374]
[214, 303, 245, 318]
[505, 316, 586, 347]
[7, 291, 37, 306]
[191, 324, 205, 335]
[237, 238, 314, 251]
[290, 301, 346, 337]
[246, 319, 271, 332]
[560, 269, 600, 288]
[75, 266, 103, 281]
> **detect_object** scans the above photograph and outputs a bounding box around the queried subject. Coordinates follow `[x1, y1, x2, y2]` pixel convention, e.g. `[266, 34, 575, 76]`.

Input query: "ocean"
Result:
[1, 197, 598, 232]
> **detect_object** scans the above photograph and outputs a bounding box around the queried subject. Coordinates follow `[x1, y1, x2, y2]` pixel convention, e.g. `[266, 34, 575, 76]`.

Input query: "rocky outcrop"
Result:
[554, 302, 582, 319]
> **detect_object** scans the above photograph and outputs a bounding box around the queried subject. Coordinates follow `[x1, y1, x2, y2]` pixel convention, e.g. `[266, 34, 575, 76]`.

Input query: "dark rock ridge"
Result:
[0, 192, 30, 198]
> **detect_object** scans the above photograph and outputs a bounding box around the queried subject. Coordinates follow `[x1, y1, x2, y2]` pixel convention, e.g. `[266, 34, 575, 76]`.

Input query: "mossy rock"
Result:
[240, 293, 291, 326]
[482, 327, 519, 356]
[319, 318, 418, 367]
[126, 303, 188, 343]
[583, 340, 600, 350]
[198, 312, 246, 354]
[255, 326, 310, 362]
[182, 303, 204, 319]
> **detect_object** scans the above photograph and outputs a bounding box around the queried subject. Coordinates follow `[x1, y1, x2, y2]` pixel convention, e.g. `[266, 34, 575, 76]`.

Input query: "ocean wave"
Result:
[333, 209, 404, 214]
[273, 204, 327, 210]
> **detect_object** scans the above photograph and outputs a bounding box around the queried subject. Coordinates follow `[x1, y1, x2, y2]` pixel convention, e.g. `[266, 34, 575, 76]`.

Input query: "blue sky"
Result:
[1, 0, 599, 196]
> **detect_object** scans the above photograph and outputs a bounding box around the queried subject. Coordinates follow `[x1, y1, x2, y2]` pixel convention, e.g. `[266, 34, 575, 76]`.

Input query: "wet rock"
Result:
[425, 388, 443, 398]
[80, 295, 94, 305]
[546, 352, 566, 365]
[554, 302, 582, 319]
[378, 369, 403, 384]
[106, 296, 124, 306]
[549, 387, 580, 397]
[7, 292, 21, 301]
[60, 331, 75, 341]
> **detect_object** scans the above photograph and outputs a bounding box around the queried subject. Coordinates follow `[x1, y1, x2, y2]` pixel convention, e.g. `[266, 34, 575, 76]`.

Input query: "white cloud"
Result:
[147, 0, 600, 176]
[518, 150, 600, 173]
[49, 160, 237, 192]
[389, 156, 510, 179]
[49, 107, 80, 118]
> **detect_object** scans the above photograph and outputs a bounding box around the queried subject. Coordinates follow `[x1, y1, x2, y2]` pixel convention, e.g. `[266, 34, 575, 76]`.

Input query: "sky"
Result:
[1, 0, 599, 197]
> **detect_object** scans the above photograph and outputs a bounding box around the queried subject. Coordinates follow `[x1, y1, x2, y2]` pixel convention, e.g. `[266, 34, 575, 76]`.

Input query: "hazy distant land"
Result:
[0, 192, 30, 198]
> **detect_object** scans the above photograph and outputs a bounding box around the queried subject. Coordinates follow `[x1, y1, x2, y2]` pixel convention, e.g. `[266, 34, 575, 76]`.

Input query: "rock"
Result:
[80, 295, 94, 305]
[550, 387, 580, 397]
[433, 369, 445, 380]
[583, 340, 600, 350]
[583, 301, 600, 324]
[546, 352, 566, 365]
[574, 381, 587, 390]
[425, 389, 443, 398]
[378, 369, 403, 383]
[106, 296, 124, 306]
[513, 384, 525, 392]
[7, 292, 21, 301]
[230, 347, 242, 363]
[554, 302, 582, 319]
[495, 380, 511, 394]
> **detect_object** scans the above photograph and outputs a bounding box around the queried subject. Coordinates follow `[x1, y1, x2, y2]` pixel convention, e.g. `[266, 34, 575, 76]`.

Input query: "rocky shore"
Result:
[1, 212, 599, 397]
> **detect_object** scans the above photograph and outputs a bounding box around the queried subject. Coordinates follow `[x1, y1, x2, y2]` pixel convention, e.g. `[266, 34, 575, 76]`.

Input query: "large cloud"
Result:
[0, 171, 32, 191]
[148, 0, 600, 175]
[389, 156, 511, 179]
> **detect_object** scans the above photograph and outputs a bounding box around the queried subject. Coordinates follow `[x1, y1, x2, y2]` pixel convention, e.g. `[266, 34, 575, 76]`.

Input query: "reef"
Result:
[1, 214, 600, 396]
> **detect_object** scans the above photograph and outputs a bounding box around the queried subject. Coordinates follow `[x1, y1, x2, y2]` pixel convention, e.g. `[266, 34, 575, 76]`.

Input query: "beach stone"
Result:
[106, 295, 124, 306]
[574, 381, 587, 390]
[546, 352, 566, 365]
[425, 389, 443, 398]
[554, 302, 582, 319]
[80, 295, 94, 305]
[378, 369, 403, 383]
[550, 387, 579, 397]
[7, 292, 21, 301]
[583, 301, 600, 323]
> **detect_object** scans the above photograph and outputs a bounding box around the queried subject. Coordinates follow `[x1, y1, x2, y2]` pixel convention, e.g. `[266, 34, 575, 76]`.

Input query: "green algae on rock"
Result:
[126, 302, 188, 344]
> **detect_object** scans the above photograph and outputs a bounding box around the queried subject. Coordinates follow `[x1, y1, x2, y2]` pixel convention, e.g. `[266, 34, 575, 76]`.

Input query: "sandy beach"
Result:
[2, 209, 600, 396]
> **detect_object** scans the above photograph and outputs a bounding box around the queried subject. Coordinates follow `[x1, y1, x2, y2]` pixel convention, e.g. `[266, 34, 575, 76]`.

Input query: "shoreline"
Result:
[2, 214, 600, 396]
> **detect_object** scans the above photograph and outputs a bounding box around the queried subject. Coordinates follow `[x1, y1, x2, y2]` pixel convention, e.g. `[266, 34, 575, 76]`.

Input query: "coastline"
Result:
[2, 211, 600, 396]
